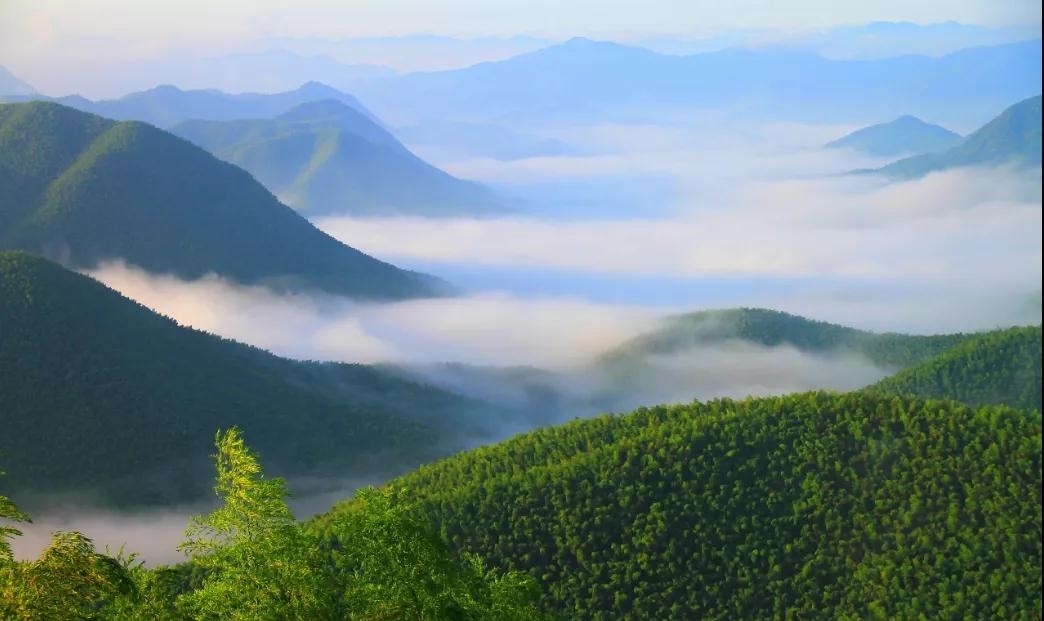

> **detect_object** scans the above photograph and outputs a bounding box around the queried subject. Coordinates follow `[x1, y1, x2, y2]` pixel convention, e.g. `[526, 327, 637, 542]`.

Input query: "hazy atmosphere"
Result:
[1, 0, 1041, 613]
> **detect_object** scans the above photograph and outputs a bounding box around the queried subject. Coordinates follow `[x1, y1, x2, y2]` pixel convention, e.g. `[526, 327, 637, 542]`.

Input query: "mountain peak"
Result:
[277, 97, 358, 121]
[0, 65, 37, 96]
[826, 114, 961, 156]
[295, 80, 341, 95]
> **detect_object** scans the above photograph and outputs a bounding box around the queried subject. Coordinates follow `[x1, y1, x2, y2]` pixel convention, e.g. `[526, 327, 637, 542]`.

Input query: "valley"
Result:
[0, 7, 1041, 620]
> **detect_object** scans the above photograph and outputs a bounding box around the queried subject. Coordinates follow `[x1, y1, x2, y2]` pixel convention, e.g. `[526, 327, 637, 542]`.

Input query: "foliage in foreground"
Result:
[0, 429, 552, 620]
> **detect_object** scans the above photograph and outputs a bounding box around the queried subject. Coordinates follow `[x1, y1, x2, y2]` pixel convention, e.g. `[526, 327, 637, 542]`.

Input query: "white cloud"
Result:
[318, 166, 1041, 284]
[86, 263, 662, 368]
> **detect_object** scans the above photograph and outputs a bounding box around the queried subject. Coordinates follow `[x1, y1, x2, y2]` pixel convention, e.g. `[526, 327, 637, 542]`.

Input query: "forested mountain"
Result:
[173, 99, 500, 217]
[869, 325, 1042, 410]
[600, 308, 973, 369]
[0, 67, 35, 97]
[323, 392, 1041, 620]
[825, 115, 962, 156]
[0, 251, 489, 506]
[0, 101, 445, 299]
[350, 38, 1042, 125]
[1, 81, 378, 128]
[877, 94, 1043, 177]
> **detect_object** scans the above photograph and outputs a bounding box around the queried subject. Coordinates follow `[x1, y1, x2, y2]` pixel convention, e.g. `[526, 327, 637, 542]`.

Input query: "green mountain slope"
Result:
[172, 99, 500, 217]
[600, 308, 973, 370]
[878, 95, 1042, 177]
[320, 392, 1041, 620]
[825, 115, 962, 156]
[868, 325, 1042, 410]
[0, 251, 489, 507]
[0, 101, 445, 299]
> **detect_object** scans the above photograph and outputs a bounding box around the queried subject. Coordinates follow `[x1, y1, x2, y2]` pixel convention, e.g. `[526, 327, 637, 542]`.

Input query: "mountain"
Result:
[0, 251, 494, 507]
[869, 325, 1042, 410]
[317, 391, 1041, 620]
[3, 82, 379, 129]
[876, 95, 1042, 177]
[600, 308, 974, 369]
[0, 66, 35, 97]
[172, 100, 500, 217]
[825, 115, 962, 156]
[96, 50, 397, 96]
[0, 101, 445, 299]
[349, 38, 1042, 126]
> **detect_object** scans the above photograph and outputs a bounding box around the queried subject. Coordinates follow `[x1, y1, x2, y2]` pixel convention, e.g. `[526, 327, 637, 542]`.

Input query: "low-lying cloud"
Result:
[85, 264, 662, 368]
[317, 165, 1041, 285]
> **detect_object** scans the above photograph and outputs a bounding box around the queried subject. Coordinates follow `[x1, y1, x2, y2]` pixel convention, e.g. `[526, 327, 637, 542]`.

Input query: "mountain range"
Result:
[825, 115, 962, 156]
[347, 38, 1043, 126]
[0, 101, 445, 298]
[875, 94, 1042, 177]
[172, 99, 500, 217]
[2, 81, 378, 129]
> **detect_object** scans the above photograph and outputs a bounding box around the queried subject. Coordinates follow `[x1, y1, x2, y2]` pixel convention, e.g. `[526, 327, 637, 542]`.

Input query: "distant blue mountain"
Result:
[875, 95, 1042, 178]
[826, 116, 963, 156]
[350, 38, 1043, 127]
[172, 99, 500, 217]
[0, 66, 35, 96]
[2, 81, 379, 128]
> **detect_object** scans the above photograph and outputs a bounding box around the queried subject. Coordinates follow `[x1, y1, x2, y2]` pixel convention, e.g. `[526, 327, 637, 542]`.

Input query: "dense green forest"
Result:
[0, 251, 497, 506]
[0, 429, 554, 620]
[173, 99, 499, 217]
[876, 94, 1042, 178]
[318, 392, 1041, 620]
[869, 325, 1042, 411]
[600, 307, 975, 369]
[0, 100, 445, 299]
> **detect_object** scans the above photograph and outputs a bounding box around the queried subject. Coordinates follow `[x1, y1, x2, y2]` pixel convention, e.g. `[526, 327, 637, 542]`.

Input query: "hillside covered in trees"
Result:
[319, 392, 1041, 620]
[0, 251, 494, 507]
[600, 307, 975, 370]
[0, 101, 445, 299]
[869, 325, 1042, 411]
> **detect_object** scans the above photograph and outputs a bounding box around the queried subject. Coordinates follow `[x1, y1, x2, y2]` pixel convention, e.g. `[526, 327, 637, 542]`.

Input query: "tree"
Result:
[176, 427, 337, 621]
[0, 465, 30, 562]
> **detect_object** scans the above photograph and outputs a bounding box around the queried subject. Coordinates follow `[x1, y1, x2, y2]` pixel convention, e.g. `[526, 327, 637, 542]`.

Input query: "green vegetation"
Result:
[825, 115, 962, 156]
[173, 99, 499, 217]
[869, 325, 1042, 411]
[0, 100, 445, 299]
[878, 95, 1042, 178]
[600, 307, 974, 370]
[324, 392, 1041, 620]
[0, 429, 553, 620]
[0, 251, 494, 506]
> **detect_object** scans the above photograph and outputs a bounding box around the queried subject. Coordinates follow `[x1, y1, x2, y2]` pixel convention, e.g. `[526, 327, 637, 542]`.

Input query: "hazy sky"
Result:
[1, 0, 1039, 57]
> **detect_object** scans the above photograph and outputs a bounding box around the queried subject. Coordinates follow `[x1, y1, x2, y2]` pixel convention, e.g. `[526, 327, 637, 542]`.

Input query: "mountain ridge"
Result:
[172, 98, 500, 217]
[0, 100, 447, 298]
[875, 94, 1042, 177]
